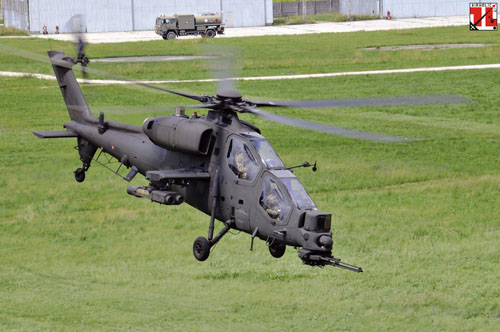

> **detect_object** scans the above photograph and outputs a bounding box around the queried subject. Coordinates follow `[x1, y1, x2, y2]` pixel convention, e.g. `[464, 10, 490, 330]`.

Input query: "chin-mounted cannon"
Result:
[297, 211, 363, 272]
[298, 249, 363, 273]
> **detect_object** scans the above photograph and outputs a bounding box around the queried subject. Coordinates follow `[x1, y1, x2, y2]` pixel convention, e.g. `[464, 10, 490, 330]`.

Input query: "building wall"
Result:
[13, 0, 272, 33]
[132, 0, 221, 31]
[339, 0, 380, 17]
[3, 0, 29, 30]
[382, 0, 471, 18]
[273, 1, 340, 17]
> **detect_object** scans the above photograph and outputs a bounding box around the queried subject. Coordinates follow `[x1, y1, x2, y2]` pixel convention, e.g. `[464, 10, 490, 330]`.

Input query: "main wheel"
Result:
[206, 29, 215, 38]
[193, 237, 210, 261]
[166, 31, 177, 40]
[269, 242, 286, 258]
[74, 168, 85, 183]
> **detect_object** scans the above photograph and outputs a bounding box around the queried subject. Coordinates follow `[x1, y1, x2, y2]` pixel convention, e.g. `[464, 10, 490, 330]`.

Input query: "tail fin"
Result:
[48, 51, 95, 123]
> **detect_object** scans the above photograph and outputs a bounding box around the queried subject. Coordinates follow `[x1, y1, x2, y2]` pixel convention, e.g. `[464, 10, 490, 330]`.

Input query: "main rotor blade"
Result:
[243, 106, 413, 143]
[79, 65, 208, 103]
[90, 103, 217, 115]
[0, 45, 208, 103]
[201, 44, 240, 93]
[252, 95, 471, 109]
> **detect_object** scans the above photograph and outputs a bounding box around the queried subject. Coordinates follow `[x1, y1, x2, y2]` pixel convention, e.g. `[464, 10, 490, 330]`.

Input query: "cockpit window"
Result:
[260, 176, 291, 221]
[250, 139, 285, 169]
[281, 177, 317, 210]
[227, 138, 260, 181]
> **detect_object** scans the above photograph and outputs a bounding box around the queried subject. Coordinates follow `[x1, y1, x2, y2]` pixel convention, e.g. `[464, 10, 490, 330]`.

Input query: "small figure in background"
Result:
[42, 25, 48, 35]
[55, 26, 60, 34]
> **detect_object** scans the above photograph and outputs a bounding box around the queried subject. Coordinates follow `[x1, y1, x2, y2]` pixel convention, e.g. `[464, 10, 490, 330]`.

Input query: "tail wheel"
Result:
[193, 237, 210, 261]
[74, 168, 86, 183]
[206, 29, 215, 38]
[269, 242, 286, 258]
[166, 31, 177, 40]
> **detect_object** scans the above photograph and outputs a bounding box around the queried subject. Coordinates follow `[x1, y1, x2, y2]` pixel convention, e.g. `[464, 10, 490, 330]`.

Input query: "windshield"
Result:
[281, 178, 316, 210]
[251, 139, 285, 169]
[227, 137, 260, 181]
[260, 176, 291, 221]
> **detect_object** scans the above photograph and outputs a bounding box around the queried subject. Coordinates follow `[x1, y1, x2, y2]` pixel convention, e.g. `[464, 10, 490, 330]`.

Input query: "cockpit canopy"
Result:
[241, 133, 285, 169]
[227, 134, 317, 222]
[270, 170, 316, 210]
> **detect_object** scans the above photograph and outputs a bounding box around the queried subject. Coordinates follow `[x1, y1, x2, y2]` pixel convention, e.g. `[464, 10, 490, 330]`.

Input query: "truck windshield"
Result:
[250, 139, 285, 169]
[280, 177, 316, 210]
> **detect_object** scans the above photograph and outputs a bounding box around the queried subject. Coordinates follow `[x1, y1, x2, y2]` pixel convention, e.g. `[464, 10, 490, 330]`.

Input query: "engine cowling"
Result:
[142, 115, 214, 155]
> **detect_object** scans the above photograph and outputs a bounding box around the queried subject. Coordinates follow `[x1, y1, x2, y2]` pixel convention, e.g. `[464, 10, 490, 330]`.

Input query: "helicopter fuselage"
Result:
[34, 50, 362, 271]
[64, 108, 335, 263]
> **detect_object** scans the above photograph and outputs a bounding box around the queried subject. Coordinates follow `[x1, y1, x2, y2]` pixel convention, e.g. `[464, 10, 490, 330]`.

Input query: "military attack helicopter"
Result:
[33, 51, 469, 272]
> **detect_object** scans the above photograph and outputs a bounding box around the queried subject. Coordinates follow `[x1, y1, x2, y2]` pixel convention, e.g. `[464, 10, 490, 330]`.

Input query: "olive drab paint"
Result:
[34, 51, 386, 272]
[155, 13, 225, 40]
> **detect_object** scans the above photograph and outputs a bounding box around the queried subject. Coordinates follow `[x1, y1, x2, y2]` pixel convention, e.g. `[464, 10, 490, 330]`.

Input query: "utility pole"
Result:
[302, 0, 307, 23]
[348, 0, 352, 21]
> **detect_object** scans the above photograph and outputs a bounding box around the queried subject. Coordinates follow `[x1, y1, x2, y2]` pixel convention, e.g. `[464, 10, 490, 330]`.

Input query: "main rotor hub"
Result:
[216, 88, 242, 102]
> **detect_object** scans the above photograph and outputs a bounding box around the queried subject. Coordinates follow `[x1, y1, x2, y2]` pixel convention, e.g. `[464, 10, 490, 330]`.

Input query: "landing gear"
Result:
[192, 220, 233, 262]
[269, 242, 286, 258]
[74, 167, 86, 182]
[193, 237, 210, 261]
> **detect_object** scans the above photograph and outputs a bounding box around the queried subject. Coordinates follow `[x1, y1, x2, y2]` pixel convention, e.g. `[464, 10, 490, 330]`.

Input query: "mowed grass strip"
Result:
[1, 27, 500, 331]
[2, 25, 500, 80]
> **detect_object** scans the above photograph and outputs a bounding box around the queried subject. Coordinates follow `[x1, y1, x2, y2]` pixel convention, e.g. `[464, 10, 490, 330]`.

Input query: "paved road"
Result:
[29, 16, 467, 44]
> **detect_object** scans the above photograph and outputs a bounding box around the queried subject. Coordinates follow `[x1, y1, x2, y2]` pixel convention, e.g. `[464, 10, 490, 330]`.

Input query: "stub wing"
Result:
[33, 130, 78, 139]
[146, 168, 211, 182]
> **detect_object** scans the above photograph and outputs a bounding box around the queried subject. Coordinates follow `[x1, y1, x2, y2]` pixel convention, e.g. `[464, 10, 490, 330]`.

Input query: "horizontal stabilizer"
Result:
[33, 130, 78, 139]
[147, 168, 210, 182]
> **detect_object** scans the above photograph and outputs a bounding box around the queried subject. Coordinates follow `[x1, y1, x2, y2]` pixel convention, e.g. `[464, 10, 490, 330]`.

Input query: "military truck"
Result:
[155, 13, 224, 40]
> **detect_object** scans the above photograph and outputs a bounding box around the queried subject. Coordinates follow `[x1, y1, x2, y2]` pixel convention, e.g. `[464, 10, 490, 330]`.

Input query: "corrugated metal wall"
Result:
[338, 0, 471, 18]
[10, 0, 272, 33]
[132, 0, 221, 31]
[3, 0, 29, 30]
[273, 1, 340, 17]
[382, 0, 470, 18]
[339, 0, 380, 17]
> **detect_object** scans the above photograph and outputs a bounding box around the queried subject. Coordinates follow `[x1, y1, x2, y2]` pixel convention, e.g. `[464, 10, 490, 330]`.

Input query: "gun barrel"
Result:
[321, 256, 363, 273]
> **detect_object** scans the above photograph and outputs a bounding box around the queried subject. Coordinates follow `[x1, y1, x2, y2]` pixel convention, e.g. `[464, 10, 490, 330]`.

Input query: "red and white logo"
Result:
[470, 3, 498, 30]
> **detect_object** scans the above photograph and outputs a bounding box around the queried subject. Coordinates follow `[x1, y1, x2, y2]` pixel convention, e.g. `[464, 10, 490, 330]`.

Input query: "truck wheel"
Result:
[206, 29, 215, 38]
[166, 31, 177, 40]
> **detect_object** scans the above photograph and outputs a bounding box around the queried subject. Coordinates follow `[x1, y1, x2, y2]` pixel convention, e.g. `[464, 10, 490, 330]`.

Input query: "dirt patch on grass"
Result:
[365, 44, 493, 51]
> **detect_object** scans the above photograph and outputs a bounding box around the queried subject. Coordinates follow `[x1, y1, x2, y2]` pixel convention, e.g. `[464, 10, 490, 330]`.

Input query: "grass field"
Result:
[1, 26, 500, 331]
